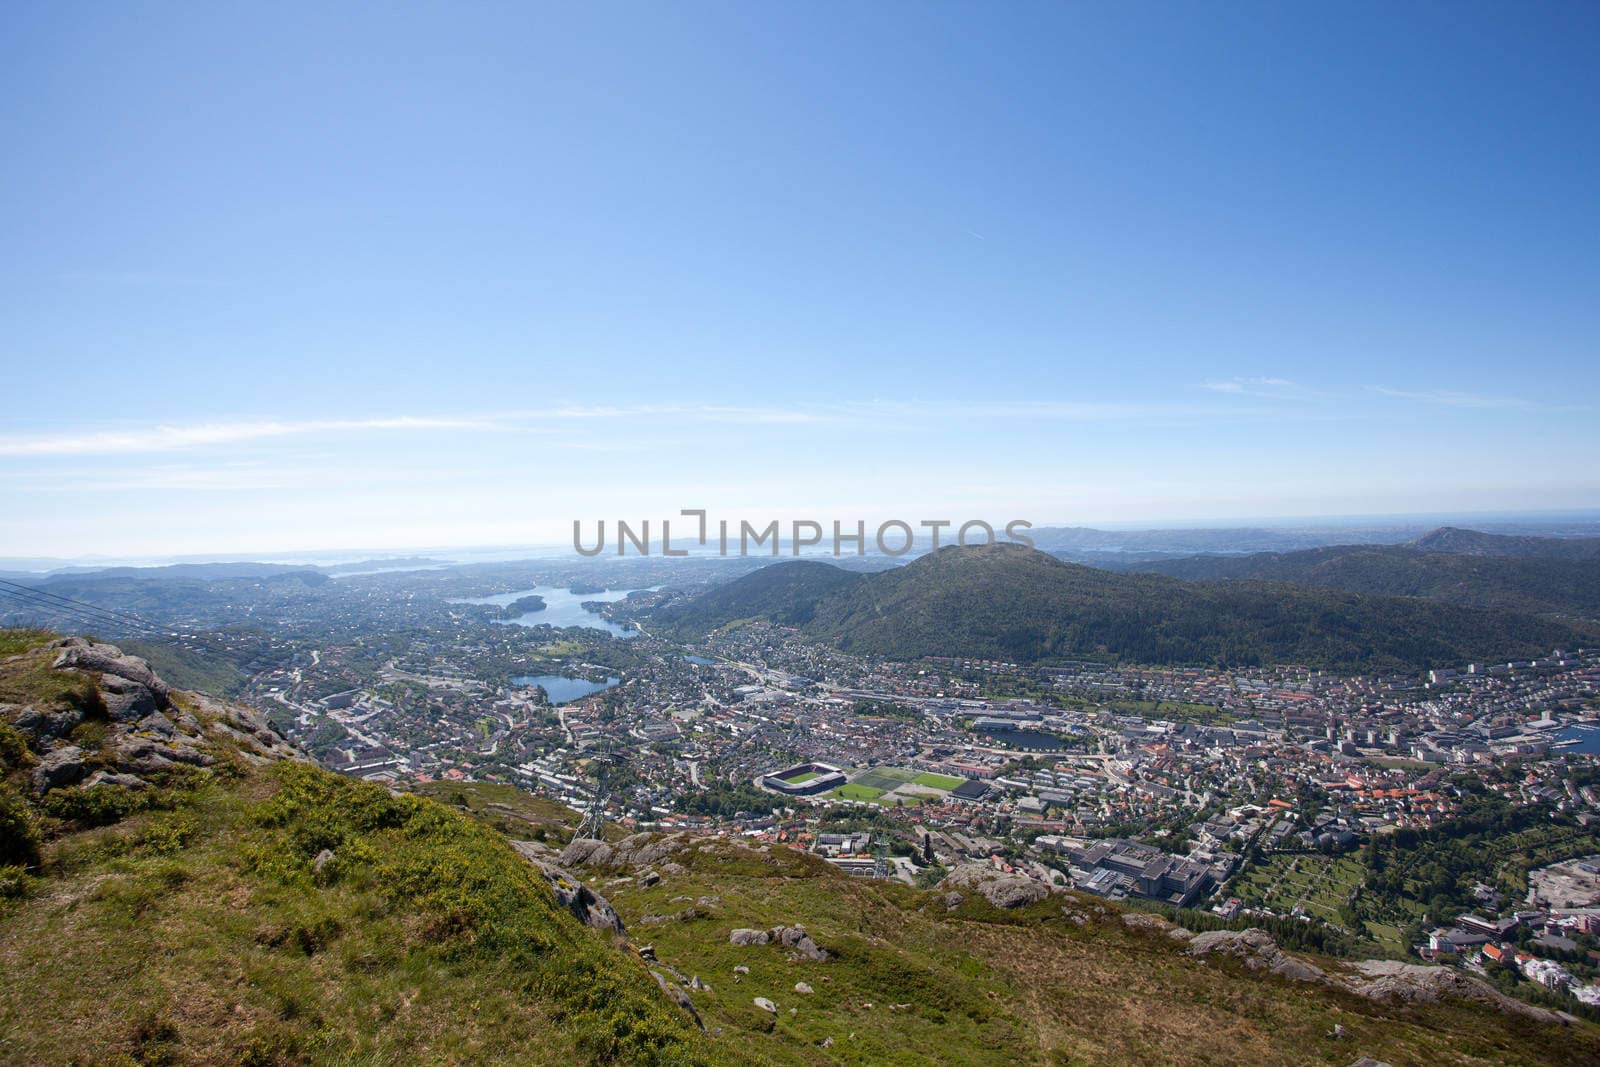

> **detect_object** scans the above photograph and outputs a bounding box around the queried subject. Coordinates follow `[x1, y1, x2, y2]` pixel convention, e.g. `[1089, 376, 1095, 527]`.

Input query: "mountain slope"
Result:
[1408, 526, 1600, 560]
[652, 560, 863, 633]
[1128, 538, 1600, 620]
[655, 545, 1595, 672]
[0, 633, 726, 1065]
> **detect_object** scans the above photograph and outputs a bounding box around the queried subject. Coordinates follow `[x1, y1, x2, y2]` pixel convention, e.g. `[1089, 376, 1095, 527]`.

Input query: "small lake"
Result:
[511, 674, 621, 704]
[683, 655, 717, 666]
[1553, 723, 1600, 755]
[448, 585, 645, 637]
[976, 728, 1073, 751]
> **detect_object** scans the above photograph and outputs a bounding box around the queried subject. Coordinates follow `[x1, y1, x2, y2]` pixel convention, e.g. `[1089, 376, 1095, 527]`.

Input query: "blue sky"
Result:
[2, 3, 1597, 557]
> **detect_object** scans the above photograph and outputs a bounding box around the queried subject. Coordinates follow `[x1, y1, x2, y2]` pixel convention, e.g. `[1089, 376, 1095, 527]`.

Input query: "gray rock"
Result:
[99, 674, 159, 722]
[559, 837, 616, 868]
[85, 770, 148, 790]
[313, 849, 336, 873]
[8, 703, 82, 741]
[771, 925, 830, 961]
[651, 970, 703, 1029]
[753, 997, 777, 1014]
[1342, 960, 1565, 1024]
[112, 735, 214, 775]
[944, 892, 965, 910]
[31, 745, 90, 793]
[733, 965, 750, 975]
[52, 641, 169, 707]
[1188, 928, 1327, 985]
[730, 928, 771, 946]
[640, 870, 660, 888]
[510, 842, 625, 934]
[139, 711, 179, 738]
[937, 863, 1049, 909]
[795, 982, 814, 994]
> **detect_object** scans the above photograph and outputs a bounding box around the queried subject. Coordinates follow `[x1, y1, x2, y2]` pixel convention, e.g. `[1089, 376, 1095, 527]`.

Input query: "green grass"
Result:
[0, 680, 728, 1067]
[830, 784, 886, 802]
[781, 771, 819, 785]
[912, 773, 964, 791]
[0, 629, 55, 657]
[598, 835, 1600, 1067]
[852, 768, 918, 792]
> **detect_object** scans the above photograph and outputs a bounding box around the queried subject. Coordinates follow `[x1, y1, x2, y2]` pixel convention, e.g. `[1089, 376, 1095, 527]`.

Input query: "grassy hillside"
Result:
[0, 632, 726, 1065]
[660, 545, 1593, 672]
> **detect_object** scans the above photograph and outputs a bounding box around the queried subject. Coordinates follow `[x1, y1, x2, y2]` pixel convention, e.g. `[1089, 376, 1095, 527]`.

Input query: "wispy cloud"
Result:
[0, 416, 499, 456]
[1198, 376, 1316, 398]
[1367, 386, 1537, 410]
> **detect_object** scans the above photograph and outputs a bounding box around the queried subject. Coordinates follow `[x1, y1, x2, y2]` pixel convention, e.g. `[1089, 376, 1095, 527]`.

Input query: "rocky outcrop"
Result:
[1342, 960, 1567, 1025]
[52, 639, 170, 709]
[510, 841, 625, 934]
[559, 837, 615, 868]
[730, 928, 770, 946]
[5, 639, 304, 797]
[31, 745, 90, 794]
[772, 924, 829, 961]
[650, 970, 703, 1029]
[1188, 929, 1328, 984]
[937, 863, 1050, 909]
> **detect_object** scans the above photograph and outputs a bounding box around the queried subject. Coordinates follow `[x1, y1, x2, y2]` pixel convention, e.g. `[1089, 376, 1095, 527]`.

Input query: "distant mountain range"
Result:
[651, 542, 1597, 673]
[1123, 527, 1600, 620]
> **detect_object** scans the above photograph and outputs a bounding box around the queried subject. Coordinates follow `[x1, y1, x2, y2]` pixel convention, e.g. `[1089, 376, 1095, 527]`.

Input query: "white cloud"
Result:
[0, 416, 505, 457]
[1198, 376, 1314, 398]
[1367, 386, 1536, 410]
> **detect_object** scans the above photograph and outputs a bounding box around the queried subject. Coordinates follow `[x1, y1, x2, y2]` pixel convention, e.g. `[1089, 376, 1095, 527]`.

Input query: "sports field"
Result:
[781, 770, 819, 784]
[830, 783, 886, 802]
[852, 767, 918, 791]
[912, 772, 964, 790]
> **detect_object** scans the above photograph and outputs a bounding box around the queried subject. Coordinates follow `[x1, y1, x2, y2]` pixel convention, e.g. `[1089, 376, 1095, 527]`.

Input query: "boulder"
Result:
[937, 863, 1050, 909]
[8, 703, 82, 742]
[943, 892, 964, 911]
[84, 770, 148, 790]
[753, 997, 777, 1014]
[795, 982, 814, 995]
[98, 674, 159, 722]
[52, 641, 169, 707]
[31, 745, 90, 794]
[1188, 928, 1327, 985]
[730, 928, 770, 946]
[559, 837, 616, 868]
[772, 925, 830, 961]
[650, 971, 703, 1029]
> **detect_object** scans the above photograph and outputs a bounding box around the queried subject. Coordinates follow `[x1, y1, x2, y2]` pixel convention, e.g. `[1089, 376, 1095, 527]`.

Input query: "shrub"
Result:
[0, 783, 42, 868]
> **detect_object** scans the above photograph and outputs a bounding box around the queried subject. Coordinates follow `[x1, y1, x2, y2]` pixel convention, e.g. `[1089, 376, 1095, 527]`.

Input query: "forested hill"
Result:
[1126, 538, 1600, 620]
[1408, 527, 1600, 560]
[653, 544, 1597, 673]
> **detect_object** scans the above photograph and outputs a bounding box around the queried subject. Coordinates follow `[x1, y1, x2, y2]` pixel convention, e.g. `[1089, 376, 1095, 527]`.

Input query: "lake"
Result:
[683, 655, 717, 666]
[448, 585, 645, 637]
[1553, 723, 1600, 755]
[976, 728, 1073, 751]
[511, 674, 621, 704]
